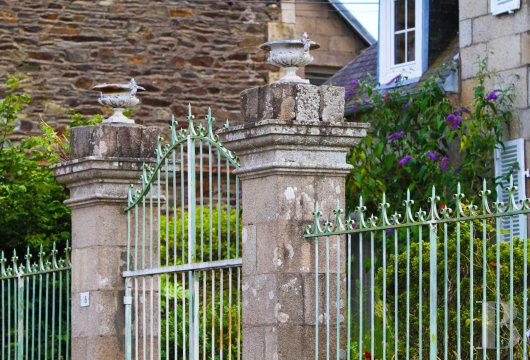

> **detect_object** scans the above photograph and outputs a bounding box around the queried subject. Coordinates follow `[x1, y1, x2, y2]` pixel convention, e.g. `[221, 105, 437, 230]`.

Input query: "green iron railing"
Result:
[305, 177, 530, 359]
[124, 107, 242, 360]
[0, 243, 71, 360]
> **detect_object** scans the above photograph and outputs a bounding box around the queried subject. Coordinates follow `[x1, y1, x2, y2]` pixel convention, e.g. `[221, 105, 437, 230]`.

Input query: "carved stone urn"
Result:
[93, 78, 145, 124]
[260, 33, 320, 84]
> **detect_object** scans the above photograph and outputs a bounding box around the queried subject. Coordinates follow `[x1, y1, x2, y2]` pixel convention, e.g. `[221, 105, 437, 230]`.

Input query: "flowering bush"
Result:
[346, 58, 514, 212]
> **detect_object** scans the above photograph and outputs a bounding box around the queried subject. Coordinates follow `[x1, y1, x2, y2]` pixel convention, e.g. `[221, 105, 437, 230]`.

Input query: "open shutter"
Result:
[494, 138, 528, 241]
[491, 0, 520, 15]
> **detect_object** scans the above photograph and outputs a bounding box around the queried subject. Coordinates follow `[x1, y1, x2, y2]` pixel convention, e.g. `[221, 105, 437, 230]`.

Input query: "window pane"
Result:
[395, 33, 406, 64]
[407, 31, 415, 62]
[407, 0, 415, 29]
[395, 0, 406, 31]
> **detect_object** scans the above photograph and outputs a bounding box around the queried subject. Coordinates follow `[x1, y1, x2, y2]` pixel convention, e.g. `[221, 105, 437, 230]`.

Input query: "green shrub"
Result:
[158, 206, 241, 359]
[346, 58, 514, 213]
[350, 218, 529, 359]
[0, 77, 70, 253]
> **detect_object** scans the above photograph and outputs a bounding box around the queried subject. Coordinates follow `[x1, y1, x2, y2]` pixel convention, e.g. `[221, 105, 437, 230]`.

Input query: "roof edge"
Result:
[327, 1, 376, 45]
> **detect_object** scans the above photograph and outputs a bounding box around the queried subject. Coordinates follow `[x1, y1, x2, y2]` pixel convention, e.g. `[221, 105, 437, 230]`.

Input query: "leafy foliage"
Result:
[158, 207, 241, 359]
[0, 77, 70, 254]
[346, 58, 514, 212]
[350, 219, 529, 359]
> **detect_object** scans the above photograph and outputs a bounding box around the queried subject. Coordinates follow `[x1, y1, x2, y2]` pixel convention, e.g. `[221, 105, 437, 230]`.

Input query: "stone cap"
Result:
[240, 83, 346, 123]
[218, 119, 369, 152]
[70, 124, 159, 159]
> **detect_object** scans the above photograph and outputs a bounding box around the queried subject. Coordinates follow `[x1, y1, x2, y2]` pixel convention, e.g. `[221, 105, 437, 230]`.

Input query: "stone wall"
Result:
[0, 0, 281, 135]
[459, 0, 530, 140]
[294, 1, 366, 68]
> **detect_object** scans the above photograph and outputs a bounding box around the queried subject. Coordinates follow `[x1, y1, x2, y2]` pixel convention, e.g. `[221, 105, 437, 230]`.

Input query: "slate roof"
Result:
[327, 1, 376, 45]
[324, 42, 378, 89]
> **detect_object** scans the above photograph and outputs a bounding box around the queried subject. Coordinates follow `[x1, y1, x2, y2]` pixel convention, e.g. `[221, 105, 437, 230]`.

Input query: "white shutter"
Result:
[491, 0, 520, 15]
[494, 138, 528, 241]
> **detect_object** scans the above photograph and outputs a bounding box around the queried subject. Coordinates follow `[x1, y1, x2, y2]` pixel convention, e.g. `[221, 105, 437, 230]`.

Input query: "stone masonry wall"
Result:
[294, 1, 366, 68]
[459, 0, 530, 141]
[0, 0, 281, 135]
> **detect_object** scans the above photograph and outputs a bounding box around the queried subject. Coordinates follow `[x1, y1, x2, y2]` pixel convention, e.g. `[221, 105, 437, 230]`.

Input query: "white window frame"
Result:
[378, 0, 425, 85]
[491, 0, 520, 16]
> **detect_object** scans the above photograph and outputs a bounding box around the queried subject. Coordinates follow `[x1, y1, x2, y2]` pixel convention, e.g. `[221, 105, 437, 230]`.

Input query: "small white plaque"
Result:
[80, 292, 90, 307]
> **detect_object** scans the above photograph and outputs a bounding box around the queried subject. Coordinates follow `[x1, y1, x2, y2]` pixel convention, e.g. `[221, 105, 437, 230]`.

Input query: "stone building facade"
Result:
[459, 0, 530, 141]
[0, 0, 370, 136]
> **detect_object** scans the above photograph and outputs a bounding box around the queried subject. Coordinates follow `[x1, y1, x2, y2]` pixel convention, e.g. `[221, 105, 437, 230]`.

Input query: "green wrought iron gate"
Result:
[306, 178, 530, 359]
[123, 108, 242, 360]
[0, 243, 71, 360]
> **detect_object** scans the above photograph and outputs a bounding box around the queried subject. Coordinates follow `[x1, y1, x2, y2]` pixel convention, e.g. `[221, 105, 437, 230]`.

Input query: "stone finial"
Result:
[93, 78, 145, 124]
[260, 33, 320, 84]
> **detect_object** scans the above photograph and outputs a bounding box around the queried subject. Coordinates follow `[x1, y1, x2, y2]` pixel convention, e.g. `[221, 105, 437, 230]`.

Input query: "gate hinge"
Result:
[123, 296, 133, 305]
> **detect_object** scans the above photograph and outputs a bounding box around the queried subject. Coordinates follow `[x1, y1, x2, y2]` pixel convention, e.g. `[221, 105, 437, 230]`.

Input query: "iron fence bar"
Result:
[125, 277, 132, 360]
[370, 231, 374, 360]
[220, 268, 224, 360]
[418, 224, 423, 359]
[456, 219, 461, 359]
[31, 274, 35, 360]
[443, 222, 448, 360]
[406, 227, 410, 360]
[164, 158, 169, 360]
[229, 267, 233, 360]
[200, 142, 204, 262]
[59, 270, 62, 359]
[315, 237, 319, 360]
[469, 219, 474, 359]
[382, 229, 387, 360]
[347, 234, 351, 360]
[17, 275, 23, 360]
[509, 215, 514, 360]
[335, 235, 340, 360]
[394, 229, 398, 360]
[481, 218, 487, 360]
[24, 272, 28, 360]
[211, 269, 215, 360]
[157, 147, 162, 360]
[237, 267, 241, 360]
[429, 221, 437, 360]
[1, 273, 4, 360]
[523, 219, 528, 359]
[326, 236, 330, 359]
[123, 259, 242, 278]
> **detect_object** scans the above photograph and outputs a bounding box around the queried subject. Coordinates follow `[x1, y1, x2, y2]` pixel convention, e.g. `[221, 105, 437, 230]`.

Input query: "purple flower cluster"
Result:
[345, 88, 355, 96]
[402, 101, 413, 110]
[351, 79, 360, 89]
[486, 90, 499, 101]
[426, 151, 437, 160]
[440, 157, 449, 171]
[399, 155, 412, 166]
[446, 113, 462, 130]
[387, 130, 405, 141]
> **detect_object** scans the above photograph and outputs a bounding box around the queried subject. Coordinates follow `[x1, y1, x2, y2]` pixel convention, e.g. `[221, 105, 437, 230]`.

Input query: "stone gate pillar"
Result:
[53, 124, 158, 359]
[219, 84, 368, 359]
